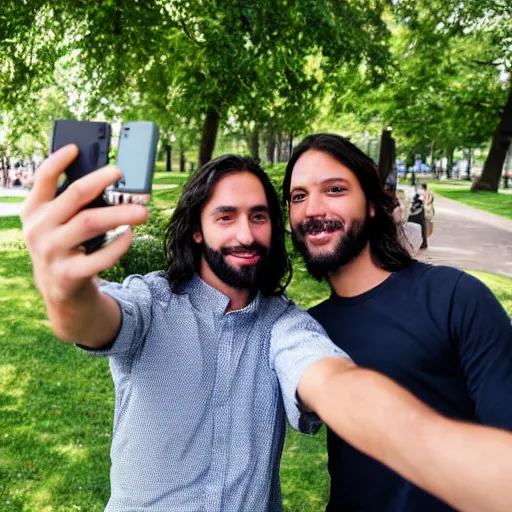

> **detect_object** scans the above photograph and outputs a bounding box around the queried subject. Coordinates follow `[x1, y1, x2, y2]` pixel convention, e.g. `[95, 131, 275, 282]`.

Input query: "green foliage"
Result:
[320, 0, 511, 163]
[119, 234, 166, 278]
[99, 212, 169, 282]
[98, 262, 126, 284]
[0, 0, 392, 161]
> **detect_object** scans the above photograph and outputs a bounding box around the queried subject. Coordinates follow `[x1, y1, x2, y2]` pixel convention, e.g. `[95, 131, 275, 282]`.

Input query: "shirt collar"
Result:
[184, 274, 262, 317]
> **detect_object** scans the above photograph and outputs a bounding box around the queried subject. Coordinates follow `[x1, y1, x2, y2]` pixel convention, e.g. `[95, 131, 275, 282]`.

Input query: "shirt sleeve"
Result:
[451, 272, 512, 430]
[79, 274, 153, 359]
[269, 300, 351, 434]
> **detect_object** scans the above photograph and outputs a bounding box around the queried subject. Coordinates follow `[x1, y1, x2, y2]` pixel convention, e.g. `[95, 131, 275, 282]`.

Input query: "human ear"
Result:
[192, 229, 203, 244]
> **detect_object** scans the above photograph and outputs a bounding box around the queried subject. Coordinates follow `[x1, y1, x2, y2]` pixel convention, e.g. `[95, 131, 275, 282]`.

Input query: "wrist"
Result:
[45, 280, 102, 343]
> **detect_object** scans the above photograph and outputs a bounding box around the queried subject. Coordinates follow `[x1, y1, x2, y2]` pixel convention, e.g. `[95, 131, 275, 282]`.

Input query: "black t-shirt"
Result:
[309, 262, 512, 512]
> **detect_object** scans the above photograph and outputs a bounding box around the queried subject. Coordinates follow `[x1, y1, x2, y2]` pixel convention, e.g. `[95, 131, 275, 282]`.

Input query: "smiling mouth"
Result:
[305, 230, 339, 245]
[301, 219, 344, 238]
[226, 251, 261, 264]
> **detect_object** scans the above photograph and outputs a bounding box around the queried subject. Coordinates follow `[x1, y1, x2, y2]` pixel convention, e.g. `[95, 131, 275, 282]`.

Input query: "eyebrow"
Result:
[291, 177, 350, 191]
[210, 205, 270, 216]
[250, 205, 270, 214]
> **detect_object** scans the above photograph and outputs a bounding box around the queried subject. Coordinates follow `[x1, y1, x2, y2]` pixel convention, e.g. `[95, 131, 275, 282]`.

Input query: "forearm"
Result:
[316, 367, 512, 512]
[45, 279, 121, 348]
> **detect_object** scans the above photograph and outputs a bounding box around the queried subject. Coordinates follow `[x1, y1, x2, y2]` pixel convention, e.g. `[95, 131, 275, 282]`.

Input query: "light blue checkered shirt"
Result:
[85, 272, 348, 511]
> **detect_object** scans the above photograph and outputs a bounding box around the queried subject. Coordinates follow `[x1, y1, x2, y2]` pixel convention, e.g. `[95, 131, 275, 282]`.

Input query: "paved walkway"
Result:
[0, 187, 28, 216]
[1, 187, 511, 276]
[417, 194, 512, 277]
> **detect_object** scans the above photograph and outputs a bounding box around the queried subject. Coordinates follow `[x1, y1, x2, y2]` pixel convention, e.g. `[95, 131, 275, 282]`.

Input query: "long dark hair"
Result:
[165, 154, 292, 295]
[283, 133, 415, 272]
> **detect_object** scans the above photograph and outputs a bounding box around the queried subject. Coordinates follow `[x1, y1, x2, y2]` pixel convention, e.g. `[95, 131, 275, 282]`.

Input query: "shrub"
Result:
[99, 262, 126, 283]
[133, 210, 169, 239]
[99, 211, 168, 282]
[119, 233, 166, 277]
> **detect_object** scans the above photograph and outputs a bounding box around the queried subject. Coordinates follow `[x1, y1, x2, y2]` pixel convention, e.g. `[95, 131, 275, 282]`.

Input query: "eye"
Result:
[251, 212, 269, 223]
[327, 185, 346, 194]
[290, 193, 306, 203]
[217, 215, 233, 223]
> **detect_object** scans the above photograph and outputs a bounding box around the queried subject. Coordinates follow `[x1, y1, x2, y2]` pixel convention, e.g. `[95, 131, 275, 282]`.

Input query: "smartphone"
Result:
[51, 120, 112, 253]
[108, 121, 159, 205]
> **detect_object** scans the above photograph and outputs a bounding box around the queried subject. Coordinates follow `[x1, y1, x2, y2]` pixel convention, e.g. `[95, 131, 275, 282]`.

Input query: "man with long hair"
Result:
[21, 145, 512, 511]
[284, 133, 512, 512]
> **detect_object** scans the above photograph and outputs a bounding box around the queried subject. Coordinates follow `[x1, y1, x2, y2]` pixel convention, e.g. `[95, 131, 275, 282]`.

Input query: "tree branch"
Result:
[471, 59, 500, 67]
[179, 20, 203, 45]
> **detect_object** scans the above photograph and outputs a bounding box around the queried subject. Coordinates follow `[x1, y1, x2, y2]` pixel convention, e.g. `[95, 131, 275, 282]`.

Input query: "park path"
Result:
[417, 194, 512, 277]
[1, 187, 512, 276]
[0, 187, 28, 216]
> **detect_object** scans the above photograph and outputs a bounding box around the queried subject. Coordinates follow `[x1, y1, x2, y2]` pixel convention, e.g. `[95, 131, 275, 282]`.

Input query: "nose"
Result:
[304, 191, 326, 219]
[236, 216, 255, 246]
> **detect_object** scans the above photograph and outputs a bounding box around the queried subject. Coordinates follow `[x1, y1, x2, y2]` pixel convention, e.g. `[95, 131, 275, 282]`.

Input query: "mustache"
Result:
[298, 218, 344, 236]
[220, 243, 267, 256]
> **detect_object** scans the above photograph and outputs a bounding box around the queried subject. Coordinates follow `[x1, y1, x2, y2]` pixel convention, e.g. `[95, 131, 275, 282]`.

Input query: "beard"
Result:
[292, 216, 370, 281]
[203, 241, 269, 291]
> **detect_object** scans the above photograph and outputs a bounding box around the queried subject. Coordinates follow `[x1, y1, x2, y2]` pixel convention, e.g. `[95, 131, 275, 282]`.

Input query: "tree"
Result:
[473, 84, 512, 191]
[0, 0, 393, 167]
[392, 0, 512, 191]
[332, 3, 510, 183]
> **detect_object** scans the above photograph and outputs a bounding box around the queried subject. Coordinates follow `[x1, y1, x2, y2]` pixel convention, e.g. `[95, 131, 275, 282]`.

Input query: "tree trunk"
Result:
[466, 148, 472, 181]
[430, 140, 437, 178]
[180, 142, 186, 173]
[277, 133, 287, 162]
[198, 107, 220, 168]
[276, 133, 282, 162]
[265, 133, 275, 166]
[288, 134, 294, 160]
[165, 144, 172, 172]
[446, 148, 454, 179]
[472, 86, 512, 192]
[250, 129, 259, 161]
[377, 129, 396, 184]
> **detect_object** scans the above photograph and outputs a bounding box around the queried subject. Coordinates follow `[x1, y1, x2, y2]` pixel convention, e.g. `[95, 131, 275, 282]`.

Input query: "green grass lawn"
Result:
[0, 214, 331, 512]
[1, 168, 511, 511]
[0, 197, 25, 203]
[429, 181, 512, 220]
[467, 271, 512, 315]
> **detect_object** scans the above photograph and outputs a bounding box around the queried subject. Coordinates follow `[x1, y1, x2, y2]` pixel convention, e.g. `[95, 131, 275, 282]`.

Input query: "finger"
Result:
[22, 145, 79, 219]
[65, 228, 134, 279]
[48, 165, 123, 226]
[57, 204, 149, 250]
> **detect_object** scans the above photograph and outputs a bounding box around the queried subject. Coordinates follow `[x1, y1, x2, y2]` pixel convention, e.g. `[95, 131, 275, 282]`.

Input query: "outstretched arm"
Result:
[299, 357, 511, 512]
[21, 145, 148, 347]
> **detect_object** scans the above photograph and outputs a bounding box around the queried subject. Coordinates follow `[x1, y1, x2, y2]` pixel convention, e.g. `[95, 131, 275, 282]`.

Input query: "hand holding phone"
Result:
[50, 119, 159, 253]
[21, 145, 149, 344]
